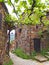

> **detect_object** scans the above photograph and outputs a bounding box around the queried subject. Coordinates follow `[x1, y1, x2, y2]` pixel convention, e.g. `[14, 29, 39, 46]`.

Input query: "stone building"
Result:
[0, 2, 9, 64]
[15, 12, 49, 55]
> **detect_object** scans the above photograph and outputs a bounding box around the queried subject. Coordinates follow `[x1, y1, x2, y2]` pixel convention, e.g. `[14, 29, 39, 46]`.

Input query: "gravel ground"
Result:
[10, 52, 49, 65]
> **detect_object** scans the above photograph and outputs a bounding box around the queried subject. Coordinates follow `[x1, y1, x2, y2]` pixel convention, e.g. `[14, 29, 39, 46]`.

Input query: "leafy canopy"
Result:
[5, 14, 17, 28]
[0, 0, 49, 25]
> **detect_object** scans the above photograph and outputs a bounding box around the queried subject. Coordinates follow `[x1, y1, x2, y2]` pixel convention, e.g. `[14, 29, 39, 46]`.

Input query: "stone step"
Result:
[35, 55, 47, 62]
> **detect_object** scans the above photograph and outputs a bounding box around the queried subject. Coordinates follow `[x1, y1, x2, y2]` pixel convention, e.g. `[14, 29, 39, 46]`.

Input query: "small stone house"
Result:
[15, 12, 49, 55]
[0, 2, 9, 63]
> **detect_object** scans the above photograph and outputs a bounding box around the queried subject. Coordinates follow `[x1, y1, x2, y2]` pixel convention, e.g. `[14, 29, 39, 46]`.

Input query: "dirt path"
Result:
[10, 52, 49, 65]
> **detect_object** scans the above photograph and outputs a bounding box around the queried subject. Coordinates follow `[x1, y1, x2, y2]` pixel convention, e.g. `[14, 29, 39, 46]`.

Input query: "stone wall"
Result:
[0, 3, 9, 64]
[15, 25, 30, 54]
[15, 24, 49, 54]
[15, 25, 40, 54]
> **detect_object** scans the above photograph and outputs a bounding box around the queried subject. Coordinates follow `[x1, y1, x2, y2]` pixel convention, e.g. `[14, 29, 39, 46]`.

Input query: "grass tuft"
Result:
[4, 59, 13, 65]
[12, 48, 30, 59]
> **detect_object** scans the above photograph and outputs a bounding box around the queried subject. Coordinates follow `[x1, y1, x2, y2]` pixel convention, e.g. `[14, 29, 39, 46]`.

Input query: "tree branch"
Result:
[40, 16, 45, 26]
[28, 0, 36, 17]
[5, 1, 18, 17]
[10, 1, 18, 17]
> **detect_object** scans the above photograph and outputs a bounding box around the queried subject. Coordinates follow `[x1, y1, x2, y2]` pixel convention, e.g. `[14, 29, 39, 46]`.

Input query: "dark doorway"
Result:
[34, 38, 40, 52]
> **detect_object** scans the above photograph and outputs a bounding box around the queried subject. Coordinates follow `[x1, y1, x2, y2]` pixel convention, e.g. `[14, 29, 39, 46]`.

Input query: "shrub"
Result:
[13, 48, 30, 59]
[40, 49, 47, 56]
[4, 59, 13, 65]
[31, 51, 37, 59]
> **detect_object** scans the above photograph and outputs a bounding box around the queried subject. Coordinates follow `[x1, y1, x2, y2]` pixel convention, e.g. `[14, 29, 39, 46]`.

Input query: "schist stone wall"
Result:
[0, 2, 9, 64]
[15, 24, 49, 55]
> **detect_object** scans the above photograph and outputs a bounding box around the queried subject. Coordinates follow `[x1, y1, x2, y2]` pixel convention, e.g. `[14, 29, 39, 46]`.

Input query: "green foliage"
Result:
[0, 0, 49, 26]
[30, 14, 40, 25]
[15, 0, 19, 3]
[0, 0, 4, 2]
[41, 15, 49, 26]
[20, 1, 27, 7]
[15, 1, 28, 14]
[31, 51, 37, 59]
[43, 20, 49, 26]
[4, 59, 13, 65]
[12, 48, 37, 60]
[38, 30, 43, 37]
[17, 0, 47, 25]
[13, 48, 30, 59]
[5, 14, 11, 23]
[7, 0, 12, 5]
[40, 48, 49, 56]
[28, 0, 33, 5]
[40, 49, 47, 56]
[16, 0, 48, 25]
[46, 0, 49, 5]
[5, 14, 17, 27]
